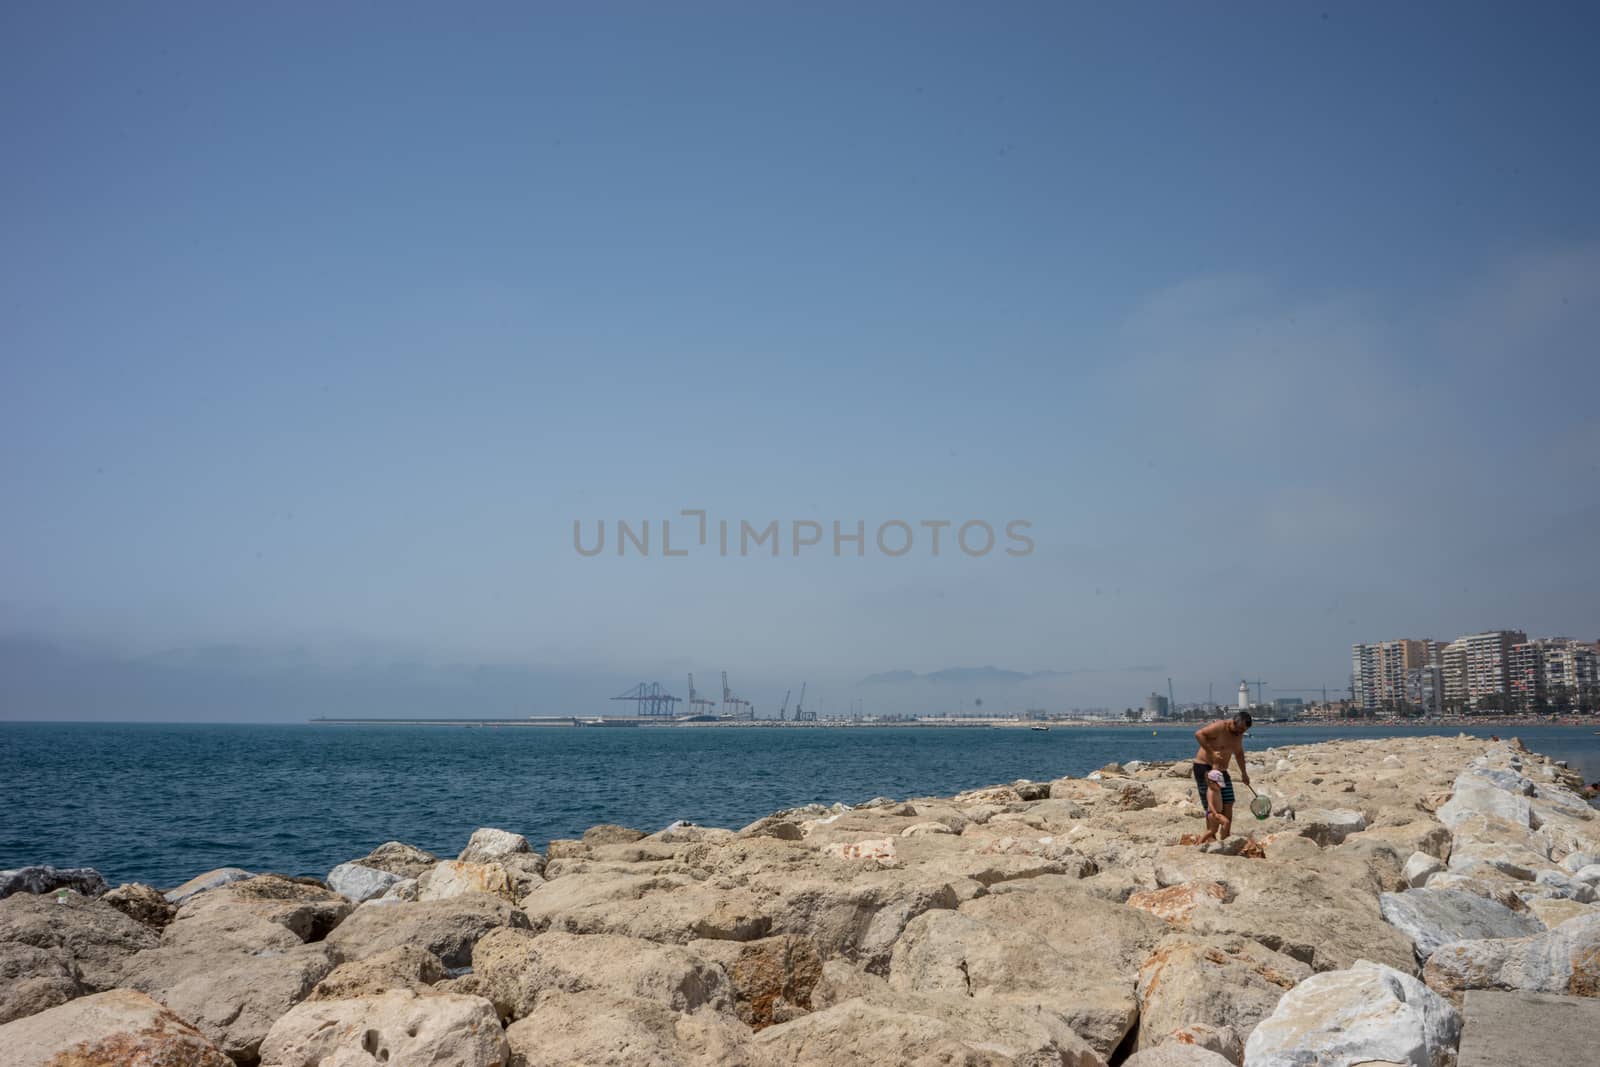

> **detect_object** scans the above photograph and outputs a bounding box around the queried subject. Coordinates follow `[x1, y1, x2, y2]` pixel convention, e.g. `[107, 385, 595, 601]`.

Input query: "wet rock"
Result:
[324, 893, 531, 968]
[102, 882, 176, 930]
[0, 865, 108, 900]
[308, 944, 448, 1001]
[0, 988, 231, 1067]
[1423, 912, 1600, 1002]
[325, 862, 402, 903]
[1244, 960, 1462, 1067]
[1379, 887, 1543, 963]
[258, 988, 510, 1067]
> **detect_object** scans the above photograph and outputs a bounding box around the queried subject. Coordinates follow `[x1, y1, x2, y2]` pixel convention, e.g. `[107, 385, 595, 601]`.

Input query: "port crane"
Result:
[777, 689, 791, 721]
[609, 682, 681, 717]
[792, 682, 814, 722]
[1246, 680, 1268, 704]
[686, 674, 717, 716]
[721, 671, 753, 720]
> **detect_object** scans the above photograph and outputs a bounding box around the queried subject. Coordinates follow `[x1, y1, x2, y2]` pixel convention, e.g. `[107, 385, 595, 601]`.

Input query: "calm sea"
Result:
[2, 722, 1597, 888]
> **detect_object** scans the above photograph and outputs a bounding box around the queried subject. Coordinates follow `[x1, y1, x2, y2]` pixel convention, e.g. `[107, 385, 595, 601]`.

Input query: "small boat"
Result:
[1030, 724, 1050, 732]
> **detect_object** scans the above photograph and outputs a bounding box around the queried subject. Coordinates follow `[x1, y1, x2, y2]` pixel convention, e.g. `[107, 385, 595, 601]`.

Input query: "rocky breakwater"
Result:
[2, 735, 1598, 1067]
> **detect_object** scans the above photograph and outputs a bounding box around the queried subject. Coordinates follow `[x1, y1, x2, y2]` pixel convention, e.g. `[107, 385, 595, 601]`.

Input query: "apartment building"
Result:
[1510, 637, 1600, 711]
[1440, 630, 1527, 709]
[1351, 638, 1440, 711]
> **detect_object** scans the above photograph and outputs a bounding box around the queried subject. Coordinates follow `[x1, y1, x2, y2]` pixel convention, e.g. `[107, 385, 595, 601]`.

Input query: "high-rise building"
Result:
[1351, 639, 1440, 711]
[1511, 638, 1600, 712]
[1440, 630, 1527, 710]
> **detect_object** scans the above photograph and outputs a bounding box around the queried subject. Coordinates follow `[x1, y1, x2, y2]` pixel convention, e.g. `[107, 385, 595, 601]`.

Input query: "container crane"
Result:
[792, 682, 813, 722]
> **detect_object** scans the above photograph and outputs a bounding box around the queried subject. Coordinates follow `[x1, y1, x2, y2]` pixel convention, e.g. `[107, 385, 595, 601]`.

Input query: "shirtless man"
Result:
[1193, 711, 1252, 844]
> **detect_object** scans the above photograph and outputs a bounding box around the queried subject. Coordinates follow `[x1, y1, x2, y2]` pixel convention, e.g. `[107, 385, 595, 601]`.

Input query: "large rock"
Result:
[0, 988, 231, 1067]
[470, 927, 731, 1021]
[1379, 888, 1543, 963]
[325, 862, 403, 903]
[354, 841, 438, 880]
[102, 882, 177, 929]
[308, 944, 448, 1001]
[416, 860, 518, 903]
[163, 867, 254, 905]
[1243, 960, 1462, 1067]
[1128, 882, 1230, 927]
[258, 988, 510, 1067]
[1438, 768, 1534, 829]
[688, 934, 823, 1030]
[165, 874, 353, 948]
[1423, 912, 1600, 1002]
[1294, 809, 1367, 847]
[0, 890, 158, 995]
[116, 939, 336, 1063]
[1404, 851, 1446, 888]
[1125, 1047, 1235, 1067]
[0, 865, 109, 900]
[324, 893, 530, 968]
[753, 990, 1102, 1067]
[524, 870, 770, 946]
[503, 988, 751, 1067]
[583, 824, 648, 846]
[1134, 934, 1309, 1054]
[755, 868, 960, 971]
[0, 940, 83, 1024]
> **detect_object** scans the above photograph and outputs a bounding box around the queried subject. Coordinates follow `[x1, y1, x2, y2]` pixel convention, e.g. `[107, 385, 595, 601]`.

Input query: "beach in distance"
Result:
[3, 721, 1597, 888]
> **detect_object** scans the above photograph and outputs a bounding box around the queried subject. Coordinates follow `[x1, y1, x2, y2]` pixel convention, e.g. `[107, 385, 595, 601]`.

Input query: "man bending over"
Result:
[1193, 711, 1252, 845]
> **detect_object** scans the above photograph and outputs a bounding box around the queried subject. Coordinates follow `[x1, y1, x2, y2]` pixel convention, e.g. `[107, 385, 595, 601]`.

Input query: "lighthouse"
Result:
[1237, 680, 1250, 710]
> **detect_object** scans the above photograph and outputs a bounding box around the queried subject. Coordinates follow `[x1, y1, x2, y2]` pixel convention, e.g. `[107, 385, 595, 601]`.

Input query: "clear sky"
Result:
[3, 3, 1597, 719]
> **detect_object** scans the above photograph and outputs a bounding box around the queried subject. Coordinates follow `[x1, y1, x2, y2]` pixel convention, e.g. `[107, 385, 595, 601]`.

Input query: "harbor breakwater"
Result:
[2, 734, 1598, 1066]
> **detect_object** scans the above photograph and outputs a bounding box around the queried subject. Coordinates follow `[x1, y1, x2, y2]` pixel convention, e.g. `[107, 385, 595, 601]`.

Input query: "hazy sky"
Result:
[3, 3, 1597, 719]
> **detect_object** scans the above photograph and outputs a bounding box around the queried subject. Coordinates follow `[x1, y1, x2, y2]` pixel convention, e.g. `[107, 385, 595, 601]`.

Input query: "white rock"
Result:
[1559, 851, 1599, 873]
[1274, 759, 1292, 773]
[1572, 864, 1600, 886]
[458, 827, 531, 864]
[258, 988, 509, 1067]
[163, 867, 253, 905]
[1436, 768, 1534, 829]
[1243, 960, 1461, 1067]
[1403, 851, 1445, 888]
[326, 863, 403, 903]
[1379, 888, 1543, 962]
[1423, 912, 1600, 1001]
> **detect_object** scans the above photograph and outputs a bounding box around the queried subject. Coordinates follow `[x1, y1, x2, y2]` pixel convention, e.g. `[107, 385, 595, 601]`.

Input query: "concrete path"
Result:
[1457, 990, 1600, 1067]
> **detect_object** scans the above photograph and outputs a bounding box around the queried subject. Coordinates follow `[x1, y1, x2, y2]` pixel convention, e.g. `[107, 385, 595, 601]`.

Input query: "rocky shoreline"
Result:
[3, 735, 1598, 1066]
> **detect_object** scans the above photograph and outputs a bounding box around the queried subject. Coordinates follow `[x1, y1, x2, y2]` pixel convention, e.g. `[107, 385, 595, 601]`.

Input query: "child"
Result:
[1196, 767, 1233, 845]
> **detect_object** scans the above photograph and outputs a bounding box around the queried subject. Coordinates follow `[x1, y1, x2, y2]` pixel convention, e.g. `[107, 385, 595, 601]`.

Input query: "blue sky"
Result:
[3, 3, 1597, 718]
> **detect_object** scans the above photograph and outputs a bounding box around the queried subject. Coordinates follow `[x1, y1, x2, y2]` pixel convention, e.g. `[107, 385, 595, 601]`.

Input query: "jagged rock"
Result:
[1294, 809, 1367, 847]
[308, 944, 448, 1000]
[757, 869, 958, 972]
[1528, 868, 1598, 903]
[1118, 783, 1159, 810]
[458, 826, 533, 863]
[416, 860, 518, 903]
[0, 865, 108, 900]
[1525, 897, 1593, 930]
[0, 988, 231, 1067]
[524, 870, 770, 945]
[325, 862, 403, 903]
[1561, 851, 1600, 873]
[117, 939, 336, 1063]
[1422, 870, 1530, 913]
[258, 988, 510, 1067]
[1438, 768, 1534, 829]
[0, 890, 158, 997]
[754, 987, 1101, 1066]
[1134, 934, 1308, 1055]
[504, 988, 751, 1067]
[583, 824, 648, 846]
[1154, 1022, 1242, 1063]
[0, 941, 83, 1024]
[101, 882, 176, 929]
[470, 927, 731, 1022]
[1379, 887, 1543, 962]
[1404, 850, 1446, 888]
[1244, 960, 1462, 1067]
[165, 874, 352, 948]
[545, 839, 589, 859]
[324, 893, 531, 968]
[1574, 864, 1600, 885]
[1423, 912, 1600, 1002]
[1447, 839, 1549, 881]
[689, 934, 823, 1030]
[355, 841, 438, 880]
[163, 867, 253, 905]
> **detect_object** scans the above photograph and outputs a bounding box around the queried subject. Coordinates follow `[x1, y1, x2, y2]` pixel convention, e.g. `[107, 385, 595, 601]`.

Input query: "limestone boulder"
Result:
[688, 934, 823, 1029]
[756, 868, 958, 972]
[163, 867, 253, 905]
[1404, 851, 1446, 888]
[354, 841, 438, 880]
[1133, 934, 1309, 1054]
[1422, 912, 1600, 1002]
[117, 939, 336, 1063]
[325, 862, 403, 903]
[166, 874, 352, 948]
[503, 988, 752, 1067]
[1128, 882, 1230, 927]
[0, 988, 231, 1067]
[583, 823, 648, 846]
[1525, 897, 1594, 930]
[525, 870, 769, 945]
[416, 860, 518, 903]
[1243, 960, 1462, 1067]
[0, 865, 109, 900]
[1294, 809, 1367, 847]
[1437, 768, 1534, 829]
[0, 940, 84, 1024]
[324, 893, 530, 968]
[458, 826, 532, 863]
[309, 944, 448, 1000]
[470, 927, 731, 1022]
[102, 882, 176, 929]
[1422, 871, 1529, 913]
[1379, 888, 1543, 963]
[1124, 1046, 1234, 1067]
[0, 890, 158, 994]
[258, 988, 510, 1067]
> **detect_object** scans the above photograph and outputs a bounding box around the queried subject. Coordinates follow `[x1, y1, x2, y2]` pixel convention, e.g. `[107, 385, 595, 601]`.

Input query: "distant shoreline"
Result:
[302, 714, 1600, 730]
